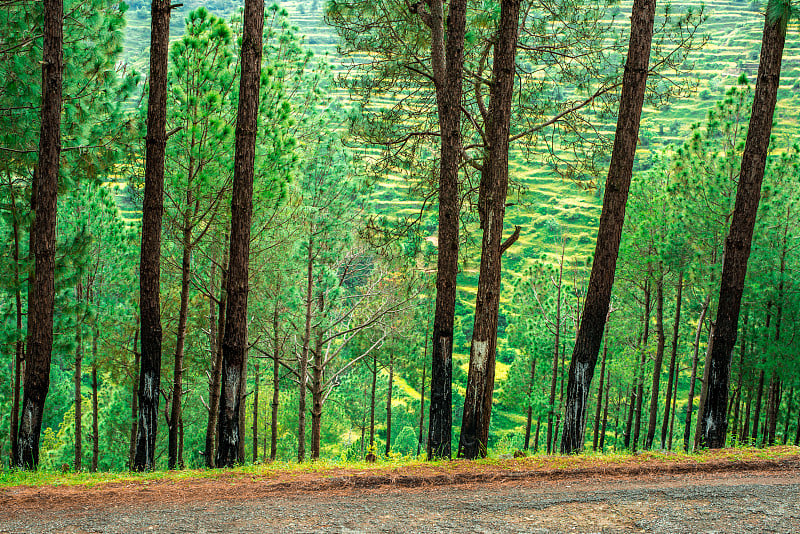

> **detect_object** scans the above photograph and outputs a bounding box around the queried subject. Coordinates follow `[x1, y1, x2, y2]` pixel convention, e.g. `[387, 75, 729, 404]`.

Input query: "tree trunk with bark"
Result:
[661, 273, 683, 448]
[458, 0, 522, 460]
[560, 0, 657, 454]
[134, 0, 171, 472]
[427, 0, 467, 461]
[700, 4, 787, 449]
[216, 0, 264, 467]
[16, 0, 63, 470]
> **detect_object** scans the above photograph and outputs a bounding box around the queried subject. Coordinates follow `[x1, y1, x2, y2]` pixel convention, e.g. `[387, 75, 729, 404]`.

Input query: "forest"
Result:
[0, 0, 798, 471]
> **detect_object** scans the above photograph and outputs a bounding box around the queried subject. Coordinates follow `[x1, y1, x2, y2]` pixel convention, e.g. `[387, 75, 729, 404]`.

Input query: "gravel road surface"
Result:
[2, 469, 799, 533]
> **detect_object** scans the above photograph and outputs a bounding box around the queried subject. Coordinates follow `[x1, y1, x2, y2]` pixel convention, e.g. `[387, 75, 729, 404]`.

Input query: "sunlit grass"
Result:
[2, 445, 796, 489]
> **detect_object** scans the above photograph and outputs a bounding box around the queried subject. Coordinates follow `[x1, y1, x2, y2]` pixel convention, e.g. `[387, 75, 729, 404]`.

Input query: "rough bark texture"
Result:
[216, 0, 264, 467]
[559, 0, 656, 454]
[661, 273, 683, 448]
[700, 8, 786, 449]
[645, 274, 666, 449]
[16, 0, 62, 469]
[134, 0, 170, 472]
[457, 0, 521, 460]
[427, 0, 466, 461]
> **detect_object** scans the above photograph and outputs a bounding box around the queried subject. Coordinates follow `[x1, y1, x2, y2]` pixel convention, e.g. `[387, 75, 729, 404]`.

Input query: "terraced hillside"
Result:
[119, 0, 800, 263]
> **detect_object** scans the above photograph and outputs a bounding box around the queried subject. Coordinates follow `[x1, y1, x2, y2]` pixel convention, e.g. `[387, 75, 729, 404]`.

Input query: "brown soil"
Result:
[2, 452, 799, 514]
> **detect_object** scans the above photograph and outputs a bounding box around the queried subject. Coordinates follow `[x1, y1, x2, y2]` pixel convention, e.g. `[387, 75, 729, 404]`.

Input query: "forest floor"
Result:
[1, 447, 799, 532]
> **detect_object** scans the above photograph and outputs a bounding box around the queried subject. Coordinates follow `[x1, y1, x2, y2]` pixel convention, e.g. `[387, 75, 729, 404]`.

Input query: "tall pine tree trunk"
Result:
[216, 0, 264, 467]
[458, 0, 521, 460]
[134, 0, 171, 471]
[661, 273, 683, 448]
[700, 1, 787, 449]
[560, 0, 657, 454]
[427, 0, 467, 461]
[17, 0, 63, 470]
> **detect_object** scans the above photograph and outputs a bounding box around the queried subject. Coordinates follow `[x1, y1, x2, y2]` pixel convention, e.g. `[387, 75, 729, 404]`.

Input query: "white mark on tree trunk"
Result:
[473, 340, 489, 370]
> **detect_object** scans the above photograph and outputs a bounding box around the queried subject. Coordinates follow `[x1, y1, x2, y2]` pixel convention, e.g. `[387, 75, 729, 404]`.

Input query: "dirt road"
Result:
[2, 463, 799, 533]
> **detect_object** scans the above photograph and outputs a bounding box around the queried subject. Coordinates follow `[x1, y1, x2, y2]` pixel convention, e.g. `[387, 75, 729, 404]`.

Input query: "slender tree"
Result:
[134, 0, 171, 471]
[458, 0, 522, 459]
[560, 0, 657, 454]
[426, 0, 467, 460]
[216, 0, 265, 467]
[700, 0, 792, 448]
[16, 0, 63, 469]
